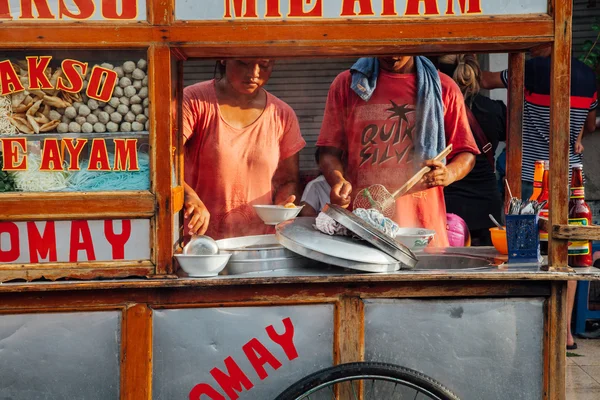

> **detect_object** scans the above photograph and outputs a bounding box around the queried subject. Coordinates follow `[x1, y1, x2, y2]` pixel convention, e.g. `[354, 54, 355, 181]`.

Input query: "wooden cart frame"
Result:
[0, 3, 598, 400]
[0, 0, 595, 281]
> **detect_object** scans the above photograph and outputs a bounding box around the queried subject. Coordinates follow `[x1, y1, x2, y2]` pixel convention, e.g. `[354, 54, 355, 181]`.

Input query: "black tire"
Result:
[275, 362, 460, 400]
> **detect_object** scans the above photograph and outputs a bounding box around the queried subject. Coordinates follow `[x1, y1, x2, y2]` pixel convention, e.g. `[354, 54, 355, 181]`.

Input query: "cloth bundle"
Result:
[314, 208, 400, 239]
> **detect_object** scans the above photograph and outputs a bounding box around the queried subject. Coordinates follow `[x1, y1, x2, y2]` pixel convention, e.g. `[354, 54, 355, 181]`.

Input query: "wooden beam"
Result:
[552, 225, 600, 241]
[548, 0, 572, 270]
[0, 192, 155, 221]
[0, 264, 155, 284]
[0, 17, 553, 50]
[148, 0, 174, 25]
[149, 46, 175, 275]
[506, 52, 525, 201]
[121, 304, 153, 400]
[544, 281, 567, 400]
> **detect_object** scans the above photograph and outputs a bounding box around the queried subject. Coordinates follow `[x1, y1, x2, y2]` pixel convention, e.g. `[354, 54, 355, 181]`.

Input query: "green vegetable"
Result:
[0, 152, 17, 192]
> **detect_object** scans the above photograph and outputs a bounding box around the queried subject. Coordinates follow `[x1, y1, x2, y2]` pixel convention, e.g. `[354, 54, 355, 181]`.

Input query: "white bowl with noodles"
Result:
[253, 204, 304, 225]
[395, 228, 436, 251]
[175, 253, 231, 277]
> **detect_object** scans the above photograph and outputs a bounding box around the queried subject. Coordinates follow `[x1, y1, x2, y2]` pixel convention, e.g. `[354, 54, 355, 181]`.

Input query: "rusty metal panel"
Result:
[153, 305, 334, 400]
[364, 298, 544, 400]
[0, 311, 121, 399]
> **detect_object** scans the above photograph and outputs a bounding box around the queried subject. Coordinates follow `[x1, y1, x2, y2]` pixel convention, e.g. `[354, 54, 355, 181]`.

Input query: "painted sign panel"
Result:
[0, 218, 151, 263]
[1, 0, 146, 21]
[176, 0, 548, 21]
[153, 305, 335, 400]
[364, 298, 544, 400]
[0, 311, 121, 399]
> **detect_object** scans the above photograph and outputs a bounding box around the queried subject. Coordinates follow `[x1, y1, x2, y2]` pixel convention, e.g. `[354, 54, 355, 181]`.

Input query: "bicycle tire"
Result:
[274, 361, 460, 400]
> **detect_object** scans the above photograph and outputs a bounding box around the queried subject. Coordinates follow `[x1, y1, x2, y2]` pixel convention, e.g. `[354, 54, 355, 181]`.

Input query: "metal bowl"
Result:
[216, 234, 309, 274]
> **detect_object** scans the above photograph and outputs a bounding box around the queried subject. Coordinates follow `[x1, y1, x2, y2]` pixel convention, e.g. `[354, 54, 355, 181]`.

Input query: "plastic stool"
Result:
[574, 280, 600, 335]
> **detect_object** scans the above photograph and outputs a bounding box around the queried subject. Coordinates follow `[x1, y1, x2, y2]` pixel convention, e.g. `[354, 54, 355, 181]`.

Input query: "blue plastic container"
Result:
[505, 214, 542, 264]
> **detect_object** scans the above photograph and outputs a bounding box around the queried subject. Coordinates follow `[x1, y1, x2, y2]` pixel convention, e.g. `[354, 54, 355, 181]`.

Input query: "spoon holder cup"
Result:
[505, 214, 542, 264]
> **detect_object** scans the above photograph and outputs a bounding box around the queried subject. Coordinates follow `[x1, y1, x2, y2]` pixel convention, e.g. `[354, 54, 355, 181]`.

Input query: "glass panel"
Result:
[0, 49, 150, 193]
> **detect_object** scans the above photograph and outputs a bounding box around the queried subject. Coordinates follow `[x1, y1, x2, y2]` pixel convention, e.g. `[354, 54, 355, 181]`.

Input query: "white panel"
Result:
[5, 0, 146, 21]
[0, 219, 151, 263]
[177, 0, 548, 21]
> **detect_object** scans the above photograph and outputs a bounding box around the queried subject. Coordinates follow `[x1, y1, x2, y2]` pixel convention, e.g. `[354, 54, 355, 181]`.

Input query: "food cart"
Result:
[2, 0, 600, 399]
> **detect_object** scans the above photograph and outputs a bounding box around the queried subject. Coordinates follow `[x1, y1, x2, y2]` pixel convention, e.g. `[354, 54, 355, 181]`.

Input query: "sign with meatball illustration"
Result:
[0, 55, 150, 193]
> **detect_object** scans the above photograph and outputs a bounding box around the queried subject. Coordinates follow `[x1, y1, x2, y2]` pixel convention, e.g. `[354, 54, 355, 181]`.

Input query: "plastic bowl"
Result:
[175, 253, 231, 277]
[489, 227, 508, 255]
[253, 205, 304, 225]
[395, 228, 436, 251]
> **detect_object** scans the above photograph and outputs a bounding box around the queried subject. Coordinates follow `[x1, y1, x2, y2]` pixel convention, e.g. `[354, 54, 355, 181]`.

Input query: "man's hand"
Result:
[330, 179, 352, 208]
[184, 190, 210, 236]
[575, 139, 585, 154]
[421, 160, 457, 188]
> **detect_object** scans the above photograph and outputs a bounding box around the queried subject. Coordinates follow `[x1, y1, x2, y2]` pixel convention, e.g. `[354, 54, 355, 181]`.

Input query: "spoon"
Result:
[489, 214, 505, 230]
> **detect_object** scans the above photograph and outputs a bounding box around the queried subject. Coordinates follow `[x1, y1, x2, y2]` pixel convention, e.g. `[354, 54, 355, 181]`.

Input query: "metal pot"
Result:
[216, 235, 309, 275]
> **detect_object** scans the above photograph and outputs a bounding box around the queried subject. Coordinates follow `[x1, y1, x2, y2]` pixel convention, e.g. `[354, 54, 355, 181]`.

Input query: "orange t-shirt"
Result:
[183, 80, 305, 240]
[317, 70, 479, 247]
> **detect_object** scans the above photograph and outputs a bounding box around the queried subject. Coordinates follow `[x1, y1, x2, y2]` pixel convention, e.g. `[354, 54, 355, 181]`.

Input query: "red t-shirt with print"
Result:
[317, 69, 479, 247]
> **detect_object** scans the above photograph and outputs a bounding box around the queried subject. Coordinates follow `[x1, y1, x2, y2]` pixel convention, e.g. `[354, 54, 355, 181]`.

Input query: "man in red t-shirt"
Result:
[317, 56, 479, 247]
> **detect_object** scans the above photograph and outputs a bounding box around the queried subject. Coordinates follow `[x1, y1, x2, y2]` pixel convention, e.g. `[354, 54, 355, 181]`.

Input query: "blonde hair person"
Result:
[437, 54, 507, 247]
[438, 54, 481, 102]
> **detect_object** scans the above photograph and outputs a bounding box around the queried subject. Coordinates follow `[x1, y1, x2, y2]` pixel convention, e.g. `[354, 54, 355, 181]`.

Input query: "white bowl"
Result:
[395, 228, 436, 251]
[175, 253, 231, 277]
[253, 205, 304, 225]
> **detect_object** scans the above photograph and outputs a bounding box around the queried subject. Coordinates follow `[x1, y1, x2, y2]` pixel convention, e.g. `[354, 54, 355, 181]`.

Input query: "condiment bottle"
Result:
[537, 161, 550, 255]
[568, 164, 593, 267]
[530, 160, 545, 200]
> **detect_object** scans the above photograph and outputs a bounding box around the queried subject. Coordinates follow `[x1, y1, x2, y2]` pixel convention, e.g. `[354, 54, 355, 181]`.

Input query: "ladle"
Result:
[488, 214, 504, 230]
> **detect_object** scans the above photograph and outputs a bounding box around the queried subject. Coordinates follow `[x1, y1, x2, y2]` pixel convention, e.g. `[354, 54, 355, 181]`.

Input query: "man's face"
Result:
[378, 56, 413, 72]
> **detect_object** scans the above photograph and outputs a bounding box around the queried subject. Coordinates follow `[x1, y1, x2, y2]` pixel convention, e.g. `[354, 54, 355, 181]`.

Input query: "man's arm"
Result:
[318, 146, 352, 208]
[480, 71, 505, 90]
[585, 108, 597, 133]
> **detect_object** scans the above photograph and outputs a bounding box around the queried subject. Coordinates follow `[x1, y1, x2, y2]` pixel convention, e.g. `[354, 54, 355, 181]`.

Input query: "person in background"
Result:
[482, 44, 598, 350]
[299, 149, 332, 217]
[317, 56, 479, 247]
[437, 54, 506, 246]
[182, 59, 306, 240]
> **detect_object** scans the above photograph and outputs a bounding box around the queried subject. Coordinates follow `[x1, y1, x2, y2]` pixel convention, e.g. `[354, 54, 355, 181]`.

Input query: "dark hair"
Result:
[213, 60, 226, 80]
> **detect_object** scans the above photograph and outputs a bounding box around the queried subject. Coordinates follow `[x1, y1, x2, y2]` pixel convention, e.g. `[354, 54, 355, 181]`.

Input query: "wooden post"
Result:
[121, 304, 153, 400]
[544, 281, 567, 400]
[149, 46, 176, 276]
[335, 296, 365, 399]
[548, 0, 572, 271]
[506, 53, 525, 201]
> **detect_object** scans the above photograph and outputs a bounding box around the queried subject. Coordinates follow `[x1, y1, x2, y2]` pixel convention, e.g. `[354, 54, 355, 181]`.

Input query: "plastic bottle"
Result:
[537, 161, 550, 255]
[530, 160, 545, 200]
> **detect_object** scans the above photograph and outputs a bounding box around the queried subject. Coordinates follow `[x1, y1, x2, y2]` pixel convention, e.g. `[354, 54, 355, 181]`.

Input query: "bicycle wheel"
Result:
[274, 362, 460, 400]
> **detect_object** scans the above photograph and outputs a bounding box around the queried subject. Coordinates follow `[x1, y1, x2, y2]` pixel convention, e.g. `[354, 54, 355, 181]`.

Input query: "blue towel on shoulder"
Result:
[350, 56, 446, 163]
